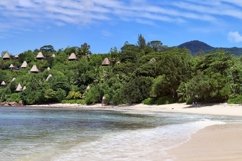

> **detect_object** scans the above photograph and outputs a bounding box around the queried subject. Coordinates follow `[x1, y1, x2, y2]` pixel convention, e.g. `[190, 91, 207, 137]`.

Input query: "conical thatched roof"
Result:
[1, 81, 6, 86]
[22, 86, 26, 91]
[102, 58, 110, 66]
[36, 52, 45, 59]
[30, 65, 39, 73]
[2, 52, 10, 59]
[16, 83, 23, 92]
[47, 67, 51, 71]
[45, 74, 52, 81]
[52, 54, 56, 58]
[15, 55, 19, 59]
[9, 64, 14, 69]
[68, 53, 77, 60]
[20, 61, 28, 68]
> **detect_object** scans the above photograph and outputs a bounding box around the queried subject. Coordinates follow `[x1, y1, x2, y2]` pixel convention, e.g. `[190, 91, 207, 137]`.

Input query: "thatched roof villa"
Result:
[36, 52, 45, 59]
[2, 52, 10, 60]
[1, 81, 6, 86]
[102, 58, 110, 66]
[16, 83, 23, 92]
[68, 53, 77, 60]
[9, 64, 15, 69]
[20, 61, 28, 68]
[30, 65, 39, 73]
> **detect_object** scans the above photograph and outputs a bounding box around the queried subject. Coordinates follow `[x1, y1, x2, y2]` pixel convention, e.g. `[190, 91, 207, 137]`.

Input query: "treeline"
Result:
[1, 35, 242, 105]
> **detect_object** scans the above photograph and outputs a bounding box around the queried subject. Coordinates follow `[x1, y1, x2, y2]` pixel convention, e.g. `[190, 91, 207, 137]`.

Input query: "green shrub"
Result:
[228, 95, 242, 104]
[142, 98, 155, 105]
[62, 99, 85, 104]
[6, 93, 21, 103]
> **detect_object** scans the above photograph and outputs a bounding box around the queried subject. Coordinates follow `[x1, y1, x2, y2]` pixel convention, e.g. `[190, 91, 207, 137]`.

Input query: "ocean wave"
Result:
[52, 119, 224, 161]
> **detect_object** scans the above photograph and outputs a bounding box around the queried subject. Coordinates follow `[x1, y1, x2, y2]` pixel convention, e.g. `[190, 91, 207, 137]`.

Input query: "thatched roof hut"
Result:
[68, 53, 77, 60]
[15, 55, 19, 59]
[45, 74, 52, 81]
[30, 65, 39, 73]
[16, 83, 23, 92]
[1, 81, 6, 86]
[47, 67, 51, 71]
[9, 64, 14, 69]
[102, 58, 110, 66]
[2, 52, 10, 60]
[52, 54, 56, 58]
[20, 61, 28, 68]
[22, 86, 26, 91]
[36, 52, 45, 59]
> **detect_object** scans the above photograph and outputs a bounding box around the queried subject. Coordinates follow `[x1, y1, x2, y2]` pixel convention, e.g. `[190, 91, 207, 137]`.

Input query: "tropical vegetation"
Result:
[1, 35, 242, 105]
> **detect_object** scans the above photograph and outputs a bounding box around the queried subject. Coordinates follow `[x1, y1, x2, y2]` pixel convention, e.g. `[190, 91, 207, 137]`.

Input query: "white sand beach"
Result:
[169, 124, 242, 161]
[27, 103, 242, 161]
[29, 103, 242, 117]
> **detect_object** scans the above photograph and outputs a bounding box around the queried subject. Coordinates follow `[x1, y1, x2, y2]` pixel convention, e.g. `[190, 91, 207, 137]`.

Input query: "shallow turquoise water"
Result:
[0, 107, 241, 161]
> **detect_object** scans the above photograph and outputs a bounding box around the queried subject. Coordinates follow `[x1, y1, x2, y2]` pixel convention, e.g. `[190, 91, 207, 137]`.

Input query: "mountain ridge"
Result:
[178, 40, 242, 55]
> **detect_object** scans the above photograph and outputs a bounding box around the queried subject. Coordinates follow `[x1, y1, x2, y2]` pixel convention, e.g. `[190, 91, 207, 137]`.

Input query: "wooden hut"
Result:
[30, 65, 39, 73]
[1, 81, 6, 86]
[68, 53, 77, 61]
[20, 61, 28, 68]
[2, 52, 10, 60]
[36, 52, 45, 59]
[9, 64, 15, 69]
[102, 58, 110, 66]
[16, 83, 23, 92]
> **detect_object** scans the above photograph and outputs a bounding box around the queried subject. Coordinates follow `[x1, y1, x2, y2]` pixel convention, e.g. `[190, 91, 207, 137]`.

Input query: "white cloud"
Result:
[1, 0, 242, 34]
[228, 31, 242, 43]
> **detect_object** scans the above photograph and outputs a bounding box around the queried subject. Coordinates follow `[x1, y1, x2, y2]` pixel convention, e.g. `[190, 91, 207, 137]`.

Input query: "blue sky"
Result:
[1, 0, 242, 54]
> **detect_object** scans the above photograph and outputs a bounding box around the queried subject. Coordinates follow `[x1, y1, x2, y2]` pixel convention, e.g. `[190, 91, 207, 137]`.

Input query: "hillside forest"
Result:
[1, 35, 242, 105]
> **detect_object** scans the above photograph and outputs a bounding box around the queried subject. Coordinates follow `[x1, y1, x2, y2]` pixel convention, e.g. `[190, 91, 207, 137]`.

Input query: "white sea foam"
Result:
[52, 119, 225, 161]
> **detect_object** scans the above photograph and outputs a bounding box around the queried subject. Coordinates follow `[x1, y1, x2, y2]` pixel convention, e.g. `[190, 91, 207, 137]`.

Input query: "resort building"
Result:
[20, 61, 28, 68]
[9, 64, 15, 69]
[36, 52, 45, 59]
[2, 52, 10, 60]
[16, 83, 23, 92]
[68, 53, 77, 60]
[102, 58, 111, 66]
[1, 81, 6, 86]
[30, 65, 39, 73]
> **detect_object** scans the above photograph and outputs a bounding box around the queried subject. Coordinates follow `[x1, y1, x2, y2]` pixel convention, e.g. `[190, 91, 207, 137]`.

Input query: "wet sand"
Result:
[169, 124, 242, 161]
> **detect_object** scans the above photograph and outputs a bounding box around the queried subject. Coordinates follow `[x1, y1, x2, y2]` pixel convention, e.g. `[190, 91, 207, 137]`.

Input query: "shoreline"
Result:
[17, 102, 242, 117]
[169, 124, 242, 161]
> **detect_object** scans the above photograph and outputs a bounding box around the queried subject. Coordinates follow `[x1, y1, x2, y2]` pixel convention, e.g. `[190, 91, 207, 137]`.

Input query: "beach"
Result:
[27, 103, 242, 161]
[29, 103, 242, 117]
[169, 124, 242, 161]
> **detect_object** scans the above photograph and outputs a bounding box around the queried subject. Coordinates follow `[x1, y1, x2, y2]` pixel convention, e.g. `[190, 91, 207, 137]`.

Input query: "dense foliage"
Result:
[1, 36, 242, 105]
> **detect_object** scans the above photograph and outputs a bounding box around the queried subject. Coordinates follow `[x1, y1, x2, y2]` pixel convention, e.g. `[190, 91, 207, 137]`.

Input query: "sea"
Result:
[0, 107, 241, 161]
